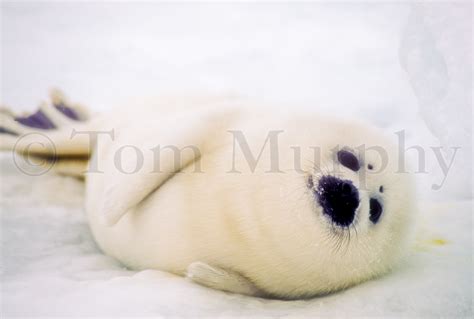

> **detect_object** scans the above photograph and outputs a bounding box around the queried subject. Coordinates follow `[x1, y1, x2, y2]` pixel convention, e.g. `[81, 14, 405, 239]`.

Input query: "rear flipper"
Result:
[186, 262, 263, 297]
[1, 89, 94, 177]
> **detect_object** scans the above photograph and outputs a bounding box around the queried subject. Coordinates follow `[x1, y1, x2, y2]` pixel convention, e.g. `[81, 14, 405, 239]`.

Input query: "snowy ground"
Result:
[1, 155, 472, 317]
[1, 1, 472, 317]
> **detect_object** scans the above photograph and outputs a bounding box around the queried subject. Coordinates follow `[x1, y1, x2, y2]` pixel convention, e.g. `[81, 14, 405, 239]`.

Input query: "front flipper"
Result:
[99, 108, 240, 226]
[186, 262, 262, 297]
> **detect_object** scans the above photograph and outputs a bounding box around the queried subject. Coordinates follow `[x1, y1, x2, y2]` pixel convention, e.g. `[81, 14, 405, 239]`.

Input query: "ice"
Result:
[1, 2, 472, 317]
[400, 3, 472, 199]
[1, 154, 471, 316]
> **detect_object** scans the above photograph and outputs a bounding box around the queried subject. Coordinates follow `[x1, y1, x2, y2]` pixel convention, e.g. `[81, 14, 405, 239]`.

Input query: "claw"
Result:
[14, 104, 56, 129]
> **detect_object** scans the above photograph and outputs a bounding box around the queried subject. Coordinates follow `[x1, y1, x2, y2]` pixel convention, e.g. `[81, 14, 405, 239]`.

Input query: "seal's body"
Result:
[2, 92, 416, 299]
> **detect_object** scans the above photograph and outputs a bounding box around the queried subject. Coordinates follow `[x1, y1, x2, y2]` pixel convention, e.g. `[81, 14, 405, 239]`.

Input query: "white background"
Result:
[1, 1, 472, 317]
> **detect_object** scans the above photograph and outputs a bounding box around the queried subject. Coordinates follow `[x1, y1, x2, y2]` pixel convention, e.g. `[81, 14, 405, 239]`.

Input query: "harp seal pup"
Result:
[2, 93, 416, 299]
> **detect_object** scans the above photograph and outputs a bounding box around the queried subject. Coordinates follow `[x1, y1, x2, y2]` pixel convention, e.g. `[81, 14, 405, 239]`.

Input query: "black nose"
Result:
[316, 176, 359, 227]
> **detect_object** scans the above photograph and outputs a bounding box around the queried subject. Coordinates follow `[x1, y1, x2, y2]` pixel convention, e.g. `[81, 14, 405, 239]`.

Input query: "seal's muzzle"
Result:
[316, 176, 359, 227]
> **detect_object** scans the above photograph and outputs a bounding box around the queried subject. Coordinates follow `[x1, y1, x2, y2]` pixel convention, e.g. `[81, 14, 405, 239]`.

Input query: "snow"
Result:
[1, 1, 472, 317]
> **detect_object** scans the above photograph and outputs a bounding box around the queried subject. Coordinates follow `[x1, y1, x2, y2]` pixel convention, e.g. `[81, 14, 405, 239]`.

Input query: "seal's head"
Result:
[308, 147, 396, 230]
[248, 117, 416, 299]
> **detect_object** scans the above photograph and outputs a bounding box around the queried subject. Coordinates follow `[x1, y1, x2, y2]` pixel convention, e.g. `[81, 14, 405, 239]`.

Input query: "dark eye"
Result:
[337, 150, 360, 172]
[369, 198, 383, 224]
[379, 186, 384, 193]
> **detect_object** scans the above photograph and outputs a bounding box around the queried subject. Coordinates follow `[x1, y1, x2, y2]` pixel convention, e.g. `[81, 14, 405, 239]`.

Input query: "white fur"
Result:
[2, 95, 416, 299]
[82, 97, 416, 299]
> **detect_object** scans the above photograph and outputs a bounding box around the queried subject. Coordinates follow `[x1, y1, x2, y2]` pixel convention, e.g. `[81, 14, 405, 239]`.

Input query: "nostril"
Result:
[342, 182, 352, 195]
[316, 176, 359, 227]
